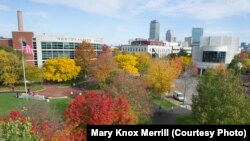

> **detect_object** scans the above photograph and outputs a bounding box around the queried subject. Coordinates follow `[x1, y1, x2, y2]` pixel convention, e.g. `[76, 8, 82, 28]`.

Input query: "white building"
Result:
[33, 35, 104, 67]
[192, 36, 240, 74]
[120, 39, 172, 58]
[170, 41, 192, 55]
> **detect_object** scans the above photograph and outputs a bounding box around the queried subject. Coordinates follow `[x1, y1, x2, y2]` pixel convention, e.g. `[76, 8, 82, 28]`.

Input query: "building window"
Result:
[202, 51, 226, 63]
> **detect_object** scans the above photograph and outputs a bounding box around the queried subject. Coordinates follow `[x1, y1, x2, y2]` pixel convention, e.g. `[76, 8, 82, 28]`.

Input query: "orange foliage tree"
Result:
[75, 41, 95, 79]
[91, 45, 117, 86]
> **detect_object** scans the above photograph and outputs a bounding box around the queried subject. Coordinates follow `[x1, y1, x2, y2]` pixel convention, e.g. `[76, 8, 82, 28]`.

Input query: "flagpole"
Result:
[21, 42, 28, 94]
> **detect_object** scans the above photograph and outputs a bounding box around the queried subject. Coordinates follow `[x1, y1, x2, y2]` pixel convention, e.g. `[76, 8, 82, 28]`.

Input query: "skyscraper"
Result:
[149, 20, 160, 41]
[192, 28, 203, 45]
[166, 30, 173, 42]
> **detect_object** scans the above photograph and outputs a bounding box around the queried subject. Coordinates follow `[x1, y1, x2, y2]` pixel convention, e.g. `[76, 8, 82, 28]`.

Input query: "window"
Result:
[202, 51, 226, 63]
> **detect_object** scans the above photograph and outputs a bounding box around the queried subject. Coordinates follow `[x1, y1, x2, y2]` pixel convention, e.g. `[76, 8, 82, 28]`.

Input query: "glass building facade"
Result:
[149, 20, 160, 41]
[32, 36, 103, 67]
[202, 51, 226, 63]
[192, 28, 203, 44]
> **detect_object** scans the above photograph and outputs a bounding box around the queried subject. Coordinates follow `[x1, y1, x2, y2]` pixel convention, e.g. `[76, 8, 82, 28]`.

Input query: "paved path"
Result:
[152, 104, 191, 125]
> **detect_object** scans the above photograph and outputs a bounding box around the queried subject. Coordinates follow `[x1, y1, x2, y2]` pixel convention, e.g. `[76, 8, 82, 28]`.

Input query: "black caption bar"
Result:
[87, 125, 250, 141]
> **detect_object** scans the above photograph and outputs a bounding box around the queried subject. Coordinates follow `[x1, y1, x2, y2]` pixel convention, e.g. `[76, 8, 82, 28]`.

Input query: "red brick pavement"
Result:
[34, 84, 82, 98]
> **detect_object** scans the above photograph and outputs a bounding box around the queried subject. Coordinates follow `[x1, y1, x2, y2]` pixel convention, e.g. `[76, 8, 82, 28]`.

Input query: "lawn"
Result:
[174, 114, 198, 124]
[151, 94, 176, 109]
[0, 93, 70, 118]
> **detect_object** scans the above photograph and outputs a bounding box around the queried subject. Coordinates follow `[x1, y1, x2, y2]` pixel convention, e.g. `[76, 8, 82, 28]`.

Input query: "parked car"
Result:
[173, 91, 184, 102]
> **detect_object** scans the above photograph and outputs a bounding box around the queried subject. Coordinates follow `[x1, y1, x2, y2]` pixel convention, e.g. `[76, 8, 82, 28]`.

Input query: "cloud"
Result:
[0, 4, 10, 11]
[30, 0, 250, 20]
[26, 10, 48, 19]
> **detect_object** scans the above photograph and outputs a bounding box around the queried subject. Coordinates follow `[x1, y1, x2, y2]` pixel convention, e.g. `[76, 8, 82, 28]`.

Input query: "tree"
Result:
[64, 91, 136, 140]
[0, 111, 38, 141]
[91, 45, 117, 86]
[0, 45, 22, 59]
[0, 50, 22, 85]
[188, 62, 198, 76]
[75, 41, 95, 79]
[42, 57, 81, 82]
[192, 67, 250, 124]
[145, 58, 182, 95]
[65, 91, 136, 125]
[134, 52, 150, 76]
[22, 102, 63, 140]
[113, 54, 138, 75]
[181, 56, 191, 71]
[228, 55, 241, 74]
[24, 64, 43, 82]
[177, 48, 188, 56]
[104, 71, 152, 123]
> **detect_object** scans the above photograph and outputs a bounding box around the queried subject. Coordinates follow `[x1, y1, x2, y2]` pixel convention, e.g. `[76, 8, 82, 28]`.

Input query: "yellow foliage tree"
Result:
[145, 58, 182, 95]
[42, 57, 81, 82]
[181, 56, 191, 70]
[113, 54, 138, 75]
[0, 50, 21, 85]
[134, 52, 150, 76]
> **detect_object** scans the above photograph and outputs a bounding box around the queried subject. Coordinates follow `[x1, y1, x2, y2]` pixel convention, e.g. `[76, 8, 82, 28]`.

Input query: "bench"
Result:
[18, 93, 46, 101]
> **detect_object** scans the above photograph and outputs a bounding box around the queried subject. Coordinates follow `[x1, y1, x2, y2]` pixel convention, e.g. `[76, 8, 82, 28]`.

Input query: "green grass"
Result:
[151, 94, 176, 109]
[0, 83, 43, 91]
[0, 93, 70, 118]
[174, 114, 198, 124]
[48, 99, 70, 115]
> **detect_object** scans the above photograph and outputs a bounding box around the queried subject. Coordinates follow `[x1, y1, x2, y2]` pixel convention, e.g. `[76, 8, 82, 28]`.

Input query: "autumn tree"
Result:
[75, 41, 95, 79]
[0, 45, 22, 58]
[0, 111, 38, 141]
[181, 56, 191, 71]
[24, 64, 43, 82]
[64, 91, 136, 140]
[134, 52, 150, 76]
[104, 71, 152, 123]
[0, 50, 22, 86]
[42, 57, 81, 82]
[145, 58, 182, 95]
[113, 54, 138, 75]
[22, 102, 64, 140]
[91, 45, 117, 86]
[192, 67, 250, 124]
[188, 62, 198, 76]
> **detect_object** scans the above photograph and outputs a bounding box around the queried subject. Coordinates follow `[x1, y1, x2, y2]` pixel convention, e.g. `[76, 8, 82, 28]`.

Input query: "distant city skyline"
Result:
[0, 0, 250, 45]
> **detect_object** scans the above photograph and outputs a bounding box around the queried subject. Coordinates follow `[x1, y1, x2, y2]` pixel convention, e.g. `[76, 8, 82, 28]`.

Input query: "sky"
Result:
[0, 0, 250, 45]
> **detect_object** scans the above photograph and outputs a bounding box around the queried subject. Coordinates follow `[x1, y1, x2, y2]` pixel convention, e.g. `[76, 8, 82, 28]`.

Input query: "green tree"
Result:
[228, 55, 241, 74]
[0, 119, 38, 141]
[0, 50, 22, 85]
[134, 52, 150, 76]
[42, 57, 81, 82]
[192, 68, 250, 124]
[75, 41, 95, 79]
[177, 48, 188, 56]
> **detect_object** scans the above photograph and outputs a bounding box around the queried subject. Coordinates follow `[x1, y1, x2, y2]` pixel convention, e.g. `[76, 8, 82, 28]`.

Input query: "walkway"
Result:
[152, 104, 191, 125]
[34, 84, 82, 98]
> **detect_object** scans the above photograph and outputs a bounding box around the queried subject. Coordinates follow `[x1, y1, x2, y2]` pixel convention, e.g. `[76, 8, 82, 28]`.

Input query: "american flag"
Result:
[22, 41, 33, 55]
